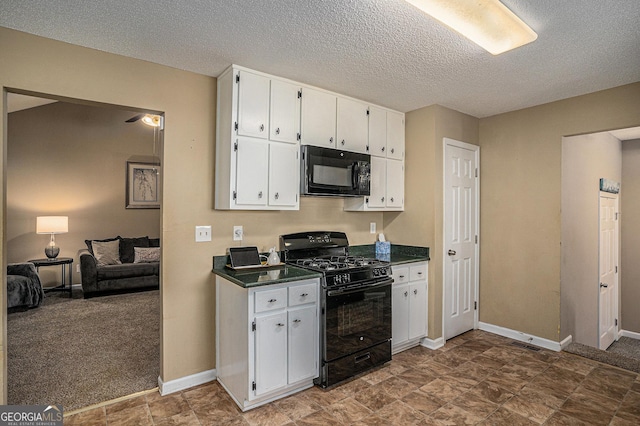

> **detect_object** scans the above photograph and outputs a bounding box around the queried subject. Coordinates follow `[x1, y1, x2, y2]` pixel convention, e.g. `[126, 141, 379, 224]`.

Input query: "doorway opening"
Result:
[5, 91, 163, 410]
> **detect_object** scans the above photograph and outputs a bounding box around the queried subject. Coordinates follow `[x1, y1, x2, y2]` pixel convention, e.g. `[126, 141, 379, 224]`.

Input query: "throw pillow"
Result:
[134, 247, 160, 263]
[120, 236, 150, 263]
[84, 236, 120, 255]
[149, 238, 160, 248]
[92, 240, 122, 266]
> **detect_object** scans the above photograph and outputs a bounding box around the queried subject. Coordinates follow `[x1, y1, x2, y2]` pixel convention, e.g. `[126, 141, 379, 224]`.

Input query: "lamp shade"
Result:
[36, 216, 68, 234]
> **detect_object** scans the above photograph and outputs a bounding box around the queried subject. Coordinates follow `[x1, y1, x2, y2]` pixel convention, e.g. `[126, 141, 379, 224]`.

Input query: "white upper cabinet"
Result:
[386, 111, 405, 160]
[300, 87, 337, 148]
[386, 159, 404, 209]
[237, 70, 270, 139]
[336, 98, 369, 154]
[216, 66, 300, 210]
[270, 80, 301, 144]
[235, 137, 269, 207]
[269, 142, 299, 207]
[368, 106, 387, 158]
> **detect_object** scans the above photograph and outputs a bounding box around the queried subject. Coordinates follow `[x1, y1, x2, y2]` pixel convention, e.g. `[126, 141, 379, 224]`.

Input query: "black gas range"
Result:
[280, 231, 393, 388]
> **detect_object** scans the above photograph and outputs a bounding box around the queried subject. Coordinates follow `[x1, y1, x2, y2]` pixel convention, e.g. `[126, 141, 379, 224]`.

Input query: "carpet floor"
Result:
[564, 337, 640, 374]
[7, 288, 159, 411]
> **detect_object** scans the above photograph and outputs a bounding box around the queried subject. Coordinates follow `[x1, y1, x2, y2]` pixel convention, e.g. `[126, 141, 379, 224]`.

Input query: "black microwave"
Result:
[300, 145, 371, 197]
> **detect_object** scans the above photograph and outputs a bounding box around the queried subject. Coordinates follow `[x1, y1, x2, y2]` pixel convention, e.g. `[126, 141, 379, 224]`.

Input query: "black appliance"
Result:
[300, 145, 371, 197]
[280, 231, 392, 388]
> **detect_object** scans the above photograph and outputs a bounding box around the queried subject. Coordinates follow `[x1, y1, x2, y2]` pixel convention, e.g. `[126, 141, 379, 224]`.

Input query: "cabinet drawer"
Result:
[289, 282, 317, 306]
[254, 288, 287, 313]
[392, 266, 409, 284]
[410, 264, 427, 282]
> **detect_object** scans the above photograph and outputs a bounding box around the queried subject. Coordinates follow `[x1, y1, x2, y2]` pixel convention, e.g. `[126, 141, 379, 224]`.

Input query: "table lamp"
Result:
[36, 216, 68, 260]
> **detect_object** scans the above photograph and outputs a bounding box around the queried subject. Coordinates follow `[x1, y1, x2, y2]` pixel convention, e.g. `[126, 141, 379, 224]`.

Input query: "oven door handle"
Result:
[326, 278, 393, 297]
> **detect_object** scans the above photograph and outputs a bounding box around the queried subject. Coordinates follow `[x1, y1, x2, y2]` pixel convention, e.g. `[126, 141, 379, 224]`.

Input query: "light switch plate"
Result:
[195, 225, 212, 242]
[370, 222, 377, 234]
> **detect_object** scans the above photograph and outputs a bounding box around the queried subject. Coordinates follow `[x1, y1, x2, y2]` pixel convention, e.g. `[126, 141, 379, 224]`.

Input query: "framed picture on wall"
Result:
[126, 161, 161, 209]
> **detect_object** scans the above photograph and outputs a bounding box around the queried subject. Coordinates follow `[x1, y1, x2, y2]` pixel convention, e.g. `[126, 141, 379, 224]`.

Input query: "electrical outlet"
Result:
[76, 264, 80, 273]
[233, 225, 243, 241]
[195, 225, 212, 242]
[370, 222, 377, 234]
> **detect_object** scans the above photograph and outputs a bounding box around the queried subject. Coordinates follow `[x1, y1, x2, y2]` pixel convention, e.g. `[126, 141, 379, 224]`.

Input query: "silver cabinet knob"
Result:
[404, 291, 408, 297]
[275, 127, 280, 135]
[260, 124, 264, 132]
[414, 289, 418, 295]
[276, 323, 285, 327]
[341, 140, 345, 145]
[381, 197, 385, 202]
[390, 197, 394, 203]
[300, 293, 308, 297]
[390, 148, 395, 154]
[293, 319, 301, 323]
[329, 137, 334, 144]
[381, 146, 385, 152]
[258, 191, 263, 198]
[274, 192, 279, 200]
[268, 298, 277, 303]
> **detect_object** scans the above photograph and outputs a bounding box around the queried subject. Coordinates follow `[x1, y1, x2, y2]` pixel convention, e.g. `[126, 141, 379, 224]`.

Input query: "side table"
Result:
[28, 257, 73, 297]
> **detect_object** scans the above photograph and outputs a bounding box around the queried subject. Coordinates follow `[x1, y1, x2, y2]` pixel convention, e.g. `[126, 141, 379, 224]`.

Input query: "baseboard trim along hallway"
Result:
[479, 322, 568, 352]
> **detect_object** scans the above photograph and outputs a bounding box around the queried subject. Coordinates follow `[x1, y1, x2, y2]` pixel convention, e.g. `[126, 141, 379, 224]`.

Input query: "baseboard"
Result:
[560, 335, 573, 350]
[478, 322, 563, 352]
[420, 337, 444, 350]
[158, 369, 217, 396]
[620, 329, 640, 340]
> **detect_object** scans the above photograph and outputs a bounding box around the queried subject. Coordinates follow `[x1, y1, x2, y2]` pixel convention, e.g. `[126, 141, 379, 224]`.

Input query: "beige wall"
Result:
[0, 27, 385, 402]
[7, 102, 160, 285]
[561, 132, 621, 346]
[385, 105, 479, 339]
[479, 83, 640, 342]
[621, 139, 640, 333]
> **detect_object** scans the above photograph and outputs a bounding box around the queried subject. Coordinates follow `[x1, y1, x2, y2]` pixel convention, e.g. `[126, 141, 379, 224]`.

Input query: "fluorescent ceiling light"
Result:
[405, 0, 538, 55]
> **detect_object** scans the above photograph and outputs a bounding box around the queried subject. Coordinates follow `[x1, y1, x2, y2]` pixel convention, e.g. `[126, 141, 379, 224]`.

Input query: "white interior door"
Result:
[599, 192, 619, 350]
[444, 139, 479, 340]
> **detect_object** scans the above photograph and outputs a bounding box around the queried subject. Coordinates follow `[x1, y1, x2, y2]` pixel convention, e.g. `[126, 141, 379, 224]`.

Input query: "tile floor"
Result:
[64, 330, 640, 425]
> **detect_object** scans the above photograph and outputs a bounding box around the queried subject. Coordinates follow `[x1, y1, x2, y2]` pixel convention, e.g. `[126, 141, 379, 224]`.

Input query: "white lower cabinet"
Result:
[216, 277, 319, 411]
[391, 262, 428, 354]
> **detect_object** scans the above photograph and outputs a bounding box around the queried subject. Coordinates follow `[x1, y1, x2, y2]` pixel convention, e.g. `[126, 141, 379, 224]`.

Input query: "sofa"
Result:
[80, 236, 159, 298]
[7, 262, 45, 310]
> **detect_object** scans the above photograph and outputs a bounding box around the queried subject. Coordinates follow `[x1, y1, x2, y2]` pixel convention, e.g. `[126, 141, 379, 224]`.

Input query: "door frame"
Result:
[598, 191, 619, 350]
[442, 138, 480, 340]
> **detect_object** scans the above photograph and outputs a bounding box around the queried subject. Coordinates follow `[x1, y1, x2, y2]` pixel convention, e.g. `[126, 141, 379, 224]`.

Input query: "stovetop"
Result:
[280, 231, 393, 288]
[292, 256, 388, 273]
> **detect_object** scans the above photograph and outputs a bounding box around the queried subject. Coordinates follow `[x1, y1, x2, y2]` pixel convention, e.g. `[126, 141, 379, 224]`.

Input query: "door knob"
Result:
[600, 283, 608, 288]
[448, 250, 457, 256]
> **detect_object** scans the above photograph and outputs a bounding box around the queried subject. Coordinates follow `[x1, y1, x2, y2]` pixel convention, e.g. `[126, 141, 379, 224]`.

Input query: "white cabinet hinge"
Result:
[235, 74, 240, 83]
[475, 235, 478, 244]
[233, 191, 237, 200]
[251, 321, 256, 331]
[475, 168, 478, 178]
[298, 90, 302, 98]
[474, 301, 477, 310]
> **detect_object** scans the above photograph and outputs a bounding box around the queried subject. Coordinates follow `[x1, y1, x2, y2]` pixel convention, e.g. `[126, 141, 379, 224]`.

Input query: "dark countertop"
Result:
[212, 244, 429, 288]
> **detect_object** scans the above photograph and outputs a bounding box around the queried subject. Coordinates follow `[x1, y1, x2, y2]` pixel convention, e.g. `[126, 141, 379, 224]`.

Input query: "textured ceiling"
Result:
[1, 0, 639, 117]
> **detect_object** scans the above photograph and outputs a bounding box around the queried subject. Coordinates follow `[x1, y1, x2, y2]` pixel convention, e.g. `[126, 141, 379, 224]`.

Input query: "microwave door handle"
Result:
[351, 162, 359, 190]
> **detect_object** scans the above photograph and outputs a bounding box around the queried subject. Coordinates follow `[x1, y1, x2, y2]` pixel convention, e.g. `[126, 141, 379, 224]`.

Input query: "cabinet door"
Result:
[300, 87, 336, 148]
[237, 71, 270, 139]
[392, 283, 409, 346]
[236, 137, 268, 206]
[254, 312, 288, 396]
[386, 159, 404, 208]
[386, 111, 405, 160]
[270, 80, 300, 144]
[288, 306, 318, 384]
[368, 106, 387, 158]
[336, 97, 368, 154]
[408, 281, 428, 340]
[367, 156, 386, 208]
[269, 142, 299, 207]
